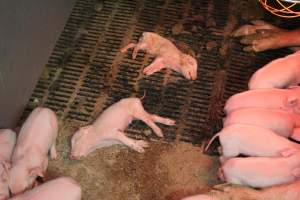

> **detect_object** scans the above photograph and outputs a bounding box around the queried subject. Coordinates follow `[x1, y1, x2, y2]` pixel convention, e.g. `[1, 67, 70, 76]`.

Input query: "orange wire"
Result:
[264, 0, 300, 16]
[259, 0, 300, 18]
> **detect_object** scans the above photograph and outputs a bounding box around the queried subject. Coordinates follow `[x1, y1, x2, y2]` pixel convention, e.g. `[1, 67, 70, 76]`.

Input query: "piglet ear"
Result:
[29, 167, 44, 178]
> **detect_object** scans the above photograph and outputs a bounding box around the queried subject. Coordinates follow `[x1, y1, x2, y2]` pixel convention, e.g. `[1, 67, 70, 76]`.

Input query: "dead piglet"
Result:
[249, 51, 300, 89]
[232, 20, 300, 52]
[10, 177, 81, 200]
[121, 32, 197, 80]
[224, 87, 300, 114]
[205, 124, 300, 159]
[9, 107, 58, 195]
[70, 98, 175, 159]
[0, 129, 16, 200]
[219, 149, 300, 188]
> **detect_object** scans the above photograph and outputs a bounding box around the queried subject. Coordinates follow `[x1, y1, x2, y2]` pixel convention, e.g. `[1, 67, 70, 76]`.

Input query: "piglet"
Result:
[10, 177, 81, 200]
[224, 87, 300, 114]
[223, 108, 300, 140]
[0, 129, 16, 200]
[9, 107, 58, 195]
[219, 149, 300, 188]
[232, 20, 300, 52]
[205, 124, 300, 159]
[121, 32, 198, 80]
[182, 181, 300, 200]
[249, 51, 300, 89]
[70, 97, 175, 159]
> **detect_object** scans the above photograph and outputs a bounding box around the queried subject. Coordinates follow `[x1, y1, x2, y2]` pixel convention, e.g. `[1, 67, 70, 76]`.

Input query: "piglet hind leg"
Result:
[115, 131, 149, 153]
[135, 113, 163, 137]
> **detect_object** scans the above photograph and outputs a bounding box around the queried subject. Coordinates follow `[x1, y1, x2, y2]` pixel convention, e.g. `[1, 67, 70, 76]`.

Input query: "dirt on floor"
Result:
[45, 123, 220, 200]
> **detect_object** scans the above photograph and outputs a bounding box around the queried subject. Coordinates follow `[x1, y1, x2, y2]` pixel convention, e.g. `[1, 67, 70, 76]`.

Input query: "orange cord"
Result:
[259, 0, 300, 18]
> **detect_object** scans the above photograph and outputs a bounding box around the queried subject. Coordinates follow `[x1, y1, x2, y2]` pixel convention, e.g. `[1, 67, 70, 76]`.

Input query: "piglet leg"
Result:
[291, 128, 300, 141]
[134, 111, 164, 137]
[115, 131, 149, 153]
[143, 58, 165, 76]
[120, 43, 136, 53]
[151, 114, 176, 125]
[120, 43, 141, 59]
[50, 142, 58, 160]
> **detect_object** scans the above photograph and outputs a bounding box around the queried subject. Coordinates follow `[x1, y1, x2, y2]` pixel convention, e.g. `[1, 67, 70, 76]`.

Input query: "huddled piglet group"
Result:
[0, 108, 81, 200]
[205, 49, 300, 189]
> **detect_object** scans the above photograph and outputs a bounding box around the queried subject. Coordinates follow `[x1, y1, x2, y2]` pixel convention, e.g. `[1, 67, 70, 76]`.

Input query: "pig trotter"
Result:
[116, 131, 149, 153]
[143, 58, 165, 76]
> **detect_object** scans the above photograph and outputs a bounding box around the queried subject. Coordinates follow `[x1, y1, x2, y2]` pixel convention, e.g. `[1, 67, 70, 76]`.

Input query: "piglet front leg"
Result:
[115, 131, 149, 153]
[120, 43, 139, 59]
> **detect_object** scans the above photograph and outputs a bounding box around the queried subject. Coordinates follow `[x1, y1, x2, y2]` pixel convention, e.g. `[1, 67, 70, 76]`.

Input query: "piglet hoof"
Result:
[162, 118, 176, 126]
[51, 154, 59, 160]
[132, 140, 149, 153]
[50, 151, 59, 160]
[154, 129, 164, 138]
